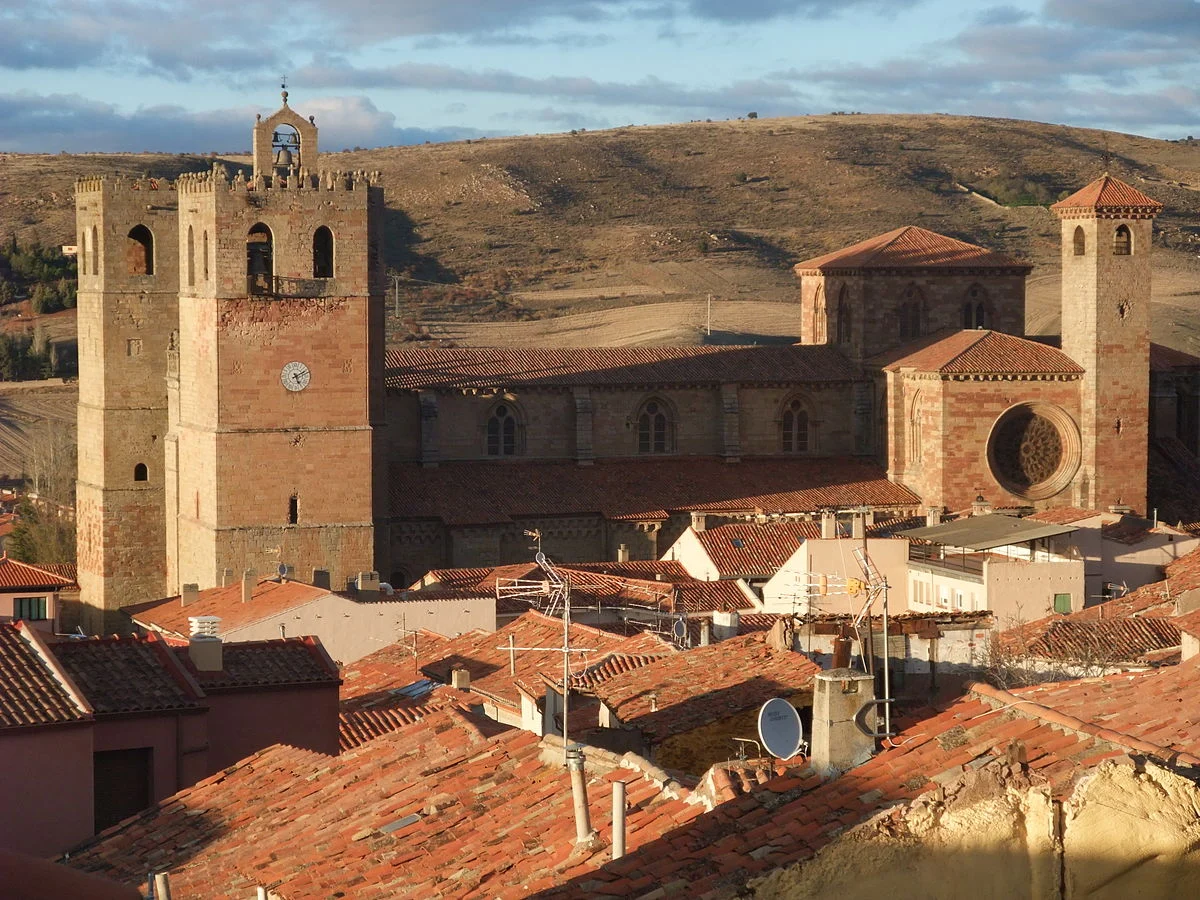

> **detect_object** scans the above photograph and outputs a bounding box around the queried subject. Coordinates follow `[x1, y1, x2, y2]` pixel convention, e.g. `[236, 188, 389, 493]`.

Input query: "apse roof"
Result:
[793, 226, 1028, 273]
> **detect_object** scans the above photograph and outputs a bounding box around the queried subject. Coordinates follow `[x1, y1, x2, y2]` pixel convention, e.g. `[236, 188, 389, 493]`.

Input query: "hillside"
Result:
[3, 113, 1200, 351]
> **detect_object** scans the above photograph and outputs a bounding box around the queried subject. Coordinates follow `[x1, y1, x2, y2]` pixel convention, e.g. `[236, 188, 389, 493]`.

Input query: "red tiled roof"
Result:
[385, 345, 858, 391]
[1008, 616, 1182, 663]
[591, 632, 821, 741]
[568, 632, 676, 690]
[0, 555, 76, 590]
[0, 623, 89, 728]
[556, 559, 694, 582]
[1051, 175, 1163, 215]
[794, 225, 1028, 273]
[1071, 546, 1200, 622]
[125, 578, 332, 636]
[338, 687, 460, 751]
[38, 562, 79, 587]
[63, 708, 705, 899]
[695, 521, 819, 577]
[883, 330, 1084, 375]
[51, 633, 202, 715]
[171, 637, 340, 690]
[390, 457, 922, 525]
[1026, 507, 1105, 525]
[1150, 342, 1200, 371]
[419, 611, 633, 707]
[339, 633, 451, 711]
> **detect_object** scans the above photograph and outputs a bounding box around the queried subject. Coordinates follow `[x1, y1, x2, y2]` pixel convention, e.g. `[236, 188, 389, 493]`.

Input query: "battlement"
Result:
[75, 175, 177, 195]
[176, 163, 381, 195]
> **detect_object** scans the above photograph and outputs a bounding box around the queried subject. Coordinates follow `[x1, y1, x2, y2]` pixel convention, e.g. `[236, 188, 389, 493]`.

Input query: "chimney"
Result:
[851, 513, 865, 540]
[611, 781, 627, 860]
[926, 506, 943, 527]
[699, 617, 712, 646]
[356, 571, 380, 596]
[179, 583, 200, 608]
[241, 568, 256, 604]
[616, 544, 629, 563]
[971, 494, 992, 516]
[810, 668, 876, 778]
[187, 615, 223, 672]
[690, 511, 707, 533]
[1108, 504, 1134, 516]
[220, 567, 235, 588]
[820, 510, 837, 539]
[566, 745, 595, 843]
[712, 609, 740, 641]
[311, 568, 331, 590]
[451, 666, 471, 690]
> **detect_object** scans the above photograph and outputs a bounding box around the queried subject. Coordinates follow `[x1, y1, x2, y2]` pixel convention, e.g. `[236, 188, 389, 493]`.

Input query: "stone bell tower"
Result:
[1052, 175, 1162, 514]
[165, 92, 386, 594]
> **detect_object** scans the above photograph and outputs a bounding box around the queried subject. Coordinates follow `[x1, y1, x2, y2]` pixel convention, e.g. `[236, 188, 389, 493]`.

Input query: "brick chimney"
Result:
[187, 615, 223, 672]
[179, 583, 200, 608]
[810, 668, 876, 778]
[241, 568, 256, 604]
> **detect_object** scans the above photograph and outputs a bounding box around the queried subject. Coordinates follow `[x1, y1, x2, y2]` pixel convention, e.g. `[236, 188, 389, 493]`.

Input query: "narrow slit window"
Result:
[288, 494, 299, 525]
[1073, 225, 1086, 256]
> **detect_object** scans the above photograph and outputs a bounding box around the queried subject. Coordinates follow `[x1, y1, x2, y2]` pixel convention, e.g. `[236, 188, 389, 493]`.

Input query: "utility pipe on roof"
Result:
[612, 780, 627, 860]
[567, 745, 594, 844]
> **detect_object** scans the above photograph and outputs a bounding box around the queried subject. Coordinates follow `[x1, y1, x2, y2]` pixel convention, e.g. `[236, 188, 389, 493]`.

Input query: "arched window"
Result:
[812, 285, 827, 344]
[133, 463, 148, 482]
[1073, 225, 1086, 256]
[637, 398, 674, 454]
[126, 225, 154, 276]
[186, 225, 195, 287]
[247, 223, 273, 293]
[963, 284, 988, 329]
[90, 225, 98, 277]
[79, 231, 88, 276]
[908, 391, 923, 466]
[486, 402, 521, 456]
[202, 230, 209, 281]
[313, 226, 334, 278]
[1114, 224, 1132, 256]
[781, 397, 810, 453]
[899, 285, 924, 340]
[836, 285, 851, 345]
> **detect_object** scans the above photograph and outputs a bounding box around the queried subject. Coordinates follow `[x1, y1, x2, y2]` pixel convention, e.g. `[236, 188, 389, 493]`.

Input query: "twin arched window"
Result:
[487, 403, 520, 456]
[899, 285, 924, 340]
[781, 398, 810, 453]
[962, 284, 988, 329]
[637, 398, 674, 454]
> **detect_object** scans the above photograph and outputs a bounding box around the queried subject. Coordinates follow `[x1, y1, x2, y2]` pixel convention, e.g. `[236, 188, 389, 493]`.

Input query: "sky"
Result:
[0, 0, 1197, 153]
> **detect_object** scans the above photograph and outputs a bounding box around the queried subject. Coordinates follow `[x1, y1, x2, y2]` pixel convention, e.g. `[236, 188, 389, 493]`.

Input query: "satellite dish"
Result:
[277, 562, 288, 579]
[758, 697, 803, 760]
[672, 618, 687, 640]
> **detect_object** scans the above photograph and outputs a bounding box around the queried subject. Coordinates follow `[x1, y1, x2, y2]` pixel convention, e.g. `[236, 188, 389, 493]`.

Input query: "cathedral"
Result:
[73, 96, 1182, 627]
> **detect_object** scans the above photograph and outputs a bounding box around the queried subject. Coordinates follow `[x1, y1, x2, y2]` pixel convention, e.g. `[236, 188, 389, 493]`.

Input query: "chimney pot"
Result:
[180, 583, 200, 608]
[187, 615, 223, 672]
[616, 544, 629, 563]
[699, 617, 712, 646]
[820, 510, 837, 540]
[690, 511, 707, 532]
[221, 567, 235, 588]
[926, 506, 943, 527]
[451, 666, 471, 690]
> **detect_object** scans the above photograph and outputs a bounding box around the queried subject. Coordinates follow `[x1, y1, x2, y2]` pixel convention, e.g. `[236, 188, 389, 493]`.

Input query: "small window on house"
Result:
[126, 225, 154, 276]
[781, 398, 809, 453]
[1073, 225, 1086, 256]
[486, 403, 520, 456]
[313, 226, 334, 278]
[133, 463, 148, 482]
[1114, 224, 1132, 256]
[288, 494, 299, 525]
[186, 225, 195, 287]
[13, 596, 47, 621]
[1053, 593, 1072, 614]
[637, 399, 674, 454]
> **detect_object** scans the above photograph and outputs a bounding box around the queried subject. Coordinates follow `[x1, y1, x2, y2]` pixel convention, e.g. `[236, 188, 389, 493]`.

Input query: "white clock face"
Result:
[281, 361, 311, 392]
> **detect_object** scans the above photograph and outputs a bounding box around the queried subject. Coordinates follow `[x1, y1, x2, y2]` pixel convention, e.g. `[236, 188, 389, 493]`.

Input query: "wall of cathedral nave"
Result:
[383, 381, 864, 465]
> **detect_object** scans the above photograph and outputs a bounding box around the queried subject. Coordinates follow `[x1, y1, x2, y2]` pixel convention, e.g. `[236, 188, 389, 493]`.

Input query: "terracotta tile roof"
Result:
[1051, 174, 1163, 215]
[125, 578, 332, 637]
[64, 708, 705, 899]
[171, 637, 340, 690]
[591, 632, 821, 741]
[1150, 342, 1200, 371]
[1010, 617, 1182, 663]
[51, 633, 202, 715]
[1173, 607, 1200, 639]
[0, 554, 76, 590]
[339, 636, 450, 711]
[882, 330, 1084, 375]
[543, 664, 1200, 896]
[794, 225, 1028, 273]
[420, 566, 493, 589]
[1026, 507, 1106, 525]
[419, 611, 633, 707]
[385, 345, 858, 391]
[695, 758, 781, 805]
[557, 559, 694, 582]
[569, 632, 677, 690]
[38, 562, 79, 587]
[1072, 546, 1200, 622]
[390, 457, 922, 525]
[0, 623, 89, 728]
[695, 521, 819, 577]
[671, 578, 757, 612]
[338, 686, 460, 750]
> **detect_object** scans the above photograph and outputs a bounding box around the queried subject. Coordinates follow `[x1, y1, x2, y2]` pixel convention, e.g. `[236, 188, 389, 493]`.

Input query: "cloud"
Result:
[0, 92, 486, 153]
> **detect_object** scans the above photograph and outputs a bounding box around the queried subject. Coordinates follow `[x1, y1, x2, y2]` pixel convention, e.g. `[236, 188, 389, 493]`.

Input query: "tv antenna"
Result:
[848, 545, 894, 739]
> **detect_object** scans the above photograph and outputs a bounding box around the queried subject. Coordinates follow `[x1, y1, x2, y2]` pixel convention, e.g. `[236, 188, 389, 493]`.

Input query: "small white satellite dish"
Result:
[758, 697, 804, 760]
[672, 618, 687, 640]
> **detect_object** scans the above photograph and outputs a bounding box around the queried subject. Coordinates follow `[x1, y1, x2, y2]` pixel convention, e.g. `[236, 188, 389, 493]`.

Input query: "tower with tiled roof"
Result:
[1052, 175, 1162, 513]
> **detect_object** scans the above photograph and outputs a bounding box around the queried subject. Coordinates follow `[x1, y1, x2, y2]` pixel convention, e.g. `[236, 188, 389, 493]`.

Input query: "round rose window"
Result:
[987, 403, 1080, 500]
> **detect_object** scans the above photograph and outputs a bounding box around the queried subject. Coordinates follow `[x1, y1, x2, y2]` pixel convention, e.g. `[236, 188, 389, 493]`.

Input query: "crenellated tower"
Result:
[1052, 175, 1162, 513]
